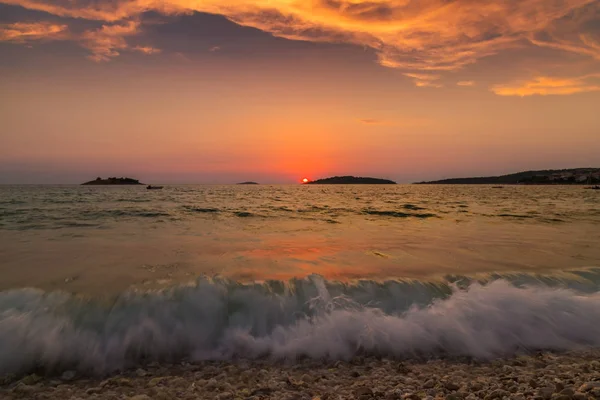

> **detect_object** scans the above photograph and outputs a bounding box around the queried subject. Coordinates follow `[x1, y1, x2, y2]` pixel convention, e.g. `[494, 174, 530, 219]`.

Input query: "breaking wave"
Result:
[2, 271, 600, 376]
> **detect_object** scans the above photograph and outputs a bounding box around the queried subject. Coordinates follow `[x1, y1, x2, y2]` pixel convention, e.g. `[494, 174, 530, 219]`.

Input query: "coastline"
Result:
[3, 351, 599, 399]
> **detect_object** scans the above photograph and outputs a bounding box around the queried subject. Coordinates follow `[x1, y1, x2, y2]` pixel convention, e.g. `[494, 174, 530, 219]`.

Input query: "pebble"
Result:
[206, 378, 218, 389]
[12, 383, 37, 395]
[423, 380, 435, 389]
[61, 370, 76, 381]
[115, 377, 132, 386]
[578, 382, 600, 392]
[1, 351, 599, 400]
[85, 387, 103, 395]
[485, 389, 509, 400]
[354, 387, 373, 397]
[149, 377, 164, 387]
[538, 387, 555, 399]
[20, 374, 42, 385]
[128, 396, 151, 400]
[284, 395, 305, 400]
[559, 388, 575, 396]
[530, 379, 539, 388]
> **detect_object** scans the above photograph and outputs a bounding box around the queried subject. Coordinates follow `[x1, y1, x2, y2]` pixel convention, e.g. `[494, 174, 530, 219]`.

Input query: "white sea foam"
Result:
[1, 274, 600, 375]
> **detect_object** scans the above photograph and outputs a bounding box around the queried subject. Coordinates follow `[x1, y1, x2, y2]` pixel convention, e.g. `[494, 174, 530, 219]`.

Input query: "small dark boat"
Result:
[147, 185, 164, 190]
[492, 186, 504, 189]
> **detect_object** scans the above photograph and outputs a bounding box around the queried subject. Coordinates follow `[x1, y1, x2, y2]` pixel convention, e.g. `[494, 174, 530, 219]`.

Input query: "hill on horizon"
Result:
[415, 168, 600, 185]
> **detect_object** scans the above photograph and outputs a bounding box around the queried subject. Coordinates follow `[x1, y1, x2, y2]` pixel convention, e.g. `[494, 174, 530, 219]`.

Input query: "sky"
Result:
[0, 0, 599, 184]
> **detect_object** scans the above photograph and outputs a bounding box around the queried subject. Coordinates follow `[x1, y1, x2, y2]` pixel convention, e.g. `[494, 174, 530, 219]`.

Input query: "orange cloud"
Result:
[0, 0, 159, 22]
[457, 81, 475, 87]
[81, 21, 141, 62]
[491, 74, 600, 96]
[133, 45, 161, 55]
[404, 73, 443, 88]
[1, 0, 599, 77]
[0, 22, 68, 42]
[81, 21, 160, 61]
[0, 19, 160, 61]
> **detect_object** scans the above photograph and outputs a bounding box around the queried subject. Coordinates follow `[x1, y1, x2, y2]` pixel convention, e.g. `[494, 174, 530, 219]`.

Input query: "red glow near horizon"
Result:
[302, 178, 309, 183]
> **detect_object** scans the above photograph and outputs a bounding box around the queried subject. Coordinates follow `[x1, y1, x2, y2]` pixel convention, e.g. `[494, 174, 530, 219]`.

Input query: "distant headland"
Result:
[237, 182, 259, 185]
[306, 176, 396, 184]
[415, 168, 600, 185]
[82, 177, 144, 185]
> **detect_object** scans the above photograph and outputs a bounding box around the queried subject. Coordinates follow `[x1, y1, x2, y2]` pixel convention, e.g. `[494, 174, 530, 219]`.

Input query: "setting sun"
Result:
[302, 178, 309, 183]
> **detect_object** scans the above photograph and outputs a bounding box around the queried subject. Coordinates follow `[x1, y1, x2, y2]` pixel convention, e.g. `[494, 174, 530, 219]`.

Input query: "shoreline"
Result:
[3, 351, 599, 399]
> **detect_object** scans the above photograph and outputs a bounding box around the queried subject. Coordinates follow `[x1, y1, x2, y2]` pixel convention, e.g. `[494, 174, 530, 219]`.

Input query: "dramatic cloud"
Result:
[0, 22, 68, 42]
[0, 0, 158, 22]
[1, 0, 599, 91]
[491, 74, 600, 96]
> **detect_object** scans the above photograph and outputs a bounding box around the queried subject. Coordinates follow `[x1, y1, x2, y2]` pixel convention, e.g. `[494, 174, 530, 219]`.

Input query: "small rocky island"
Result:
[306, 176, 396, 184]
[82, 177, 144, 185]
[237, 182, 259, 185]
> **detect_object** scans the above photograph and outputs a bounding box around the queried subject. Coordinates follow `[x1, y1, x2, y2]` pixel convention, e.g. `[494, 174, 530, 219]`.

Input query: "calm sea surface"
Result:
[1, 184, 599, 293]
[2, 184, 600, 374]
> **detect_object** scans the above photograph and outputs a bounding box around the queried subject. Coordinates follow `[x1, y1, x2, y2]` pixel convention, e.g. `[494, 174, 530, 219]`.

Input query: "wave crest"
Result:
[1, 274, 600, 375]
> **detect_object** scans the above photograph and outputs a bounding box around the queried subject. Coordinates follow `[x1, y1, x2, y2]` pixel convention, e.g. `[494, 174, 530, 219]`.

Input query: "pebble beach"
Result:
[3, 351, 600, 400]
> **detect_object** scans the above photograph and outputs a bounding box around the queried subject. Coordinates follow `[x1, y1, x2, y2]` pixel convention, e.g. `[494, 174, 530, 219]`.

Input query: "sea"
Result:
[1, 184, 600, 375]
